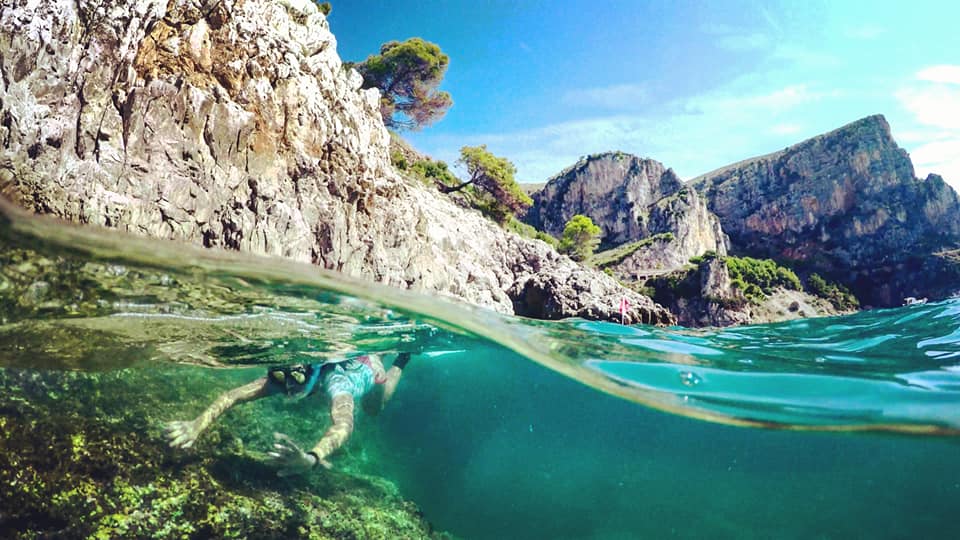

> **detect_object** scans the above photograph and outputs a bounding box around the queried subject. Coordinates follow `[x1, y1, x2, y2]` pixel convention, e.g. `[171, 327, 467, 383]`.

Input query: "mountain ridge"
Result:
[525, 113, 960, 321]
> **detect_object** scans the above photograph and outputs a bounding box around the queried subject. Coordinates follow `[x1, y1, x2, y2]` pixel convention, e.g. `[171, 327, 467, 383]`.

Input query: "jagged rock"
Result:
[692, 115, 960, 306]
[526, 152, 728, 280]
[649, 258, 838, 327]
[0, 0, 672, 324]
[606, 187, 729, 278]
[661, 258, 750, 327]
[525, 152, 683, 245]
[508, 263, 674, 325]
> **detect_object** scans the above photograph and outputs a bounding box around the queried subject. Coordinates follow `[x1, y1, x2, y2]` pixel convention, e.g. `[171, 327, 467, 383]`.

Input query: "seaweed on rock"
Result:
[0, 368, 448, 539]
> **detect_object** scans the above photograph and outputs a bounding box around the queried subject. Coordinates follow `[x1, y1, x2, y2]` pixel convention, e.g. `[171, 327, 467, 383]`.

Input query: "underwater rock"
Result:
[0, 0, 669, 324]
[0, 368, 447, 539]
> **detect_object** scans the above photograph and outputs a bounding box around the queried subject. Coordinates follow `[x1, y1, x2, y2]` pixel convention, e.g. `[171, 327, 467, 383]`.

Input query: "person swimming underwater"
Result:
[164, 352, 411, 476]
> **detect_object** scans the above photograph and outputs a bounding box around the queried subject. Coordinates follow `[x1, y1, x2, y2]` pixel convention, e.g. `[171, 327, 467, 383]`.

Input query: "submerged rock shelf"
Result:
[0, 368, 445, 539]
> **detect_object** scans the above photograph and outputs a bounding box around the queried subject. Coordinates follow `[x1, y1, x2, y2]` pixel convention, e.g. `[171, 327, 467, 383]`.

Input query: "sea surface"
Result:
[1, 201, 959, 539]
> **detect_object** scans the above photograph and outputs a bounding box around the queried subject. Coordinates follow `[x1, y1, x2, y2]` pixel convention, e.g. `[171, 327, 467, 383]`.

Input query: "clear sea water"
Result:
[2, 201, 959, 539]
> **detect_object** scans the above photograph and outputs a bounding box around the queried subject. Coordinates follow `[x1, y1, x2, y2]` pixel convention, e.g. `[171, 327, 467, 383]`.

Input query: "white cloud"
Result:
[916, 65, 960, 86]
[896, 85, 960, 130]
[771, 123, 802, 135]
[717, 33, 769, 51]
[690, 84, 833, 115]
[896, 130, 956, 143]
[845, 25, 886, 40]
[896, 66, 960, 191]
[910, 139, 960, 191]
[416, 84, 834, 183]
[772, 45, 841, 69]
[561, 84, 649, 109]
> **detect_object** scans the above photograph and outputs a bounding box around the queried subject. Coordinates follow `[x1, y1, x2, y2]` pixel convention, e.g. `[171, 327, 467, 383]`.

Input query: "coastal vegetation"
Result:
[648, 254, 812, 308]
[558, 215, 602, 262]
[723, 255, 803, 303]
[437, 145, 532, 225]
[506, 217, 559, 247]
[807, 273, 860, 310]
[352, 38, 453, 130]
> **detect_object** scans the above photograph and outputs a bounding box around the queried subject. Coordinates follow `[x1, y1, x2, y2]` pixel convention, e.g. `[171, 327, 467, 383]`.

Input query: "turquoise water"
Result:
[2, 202, 960, 538]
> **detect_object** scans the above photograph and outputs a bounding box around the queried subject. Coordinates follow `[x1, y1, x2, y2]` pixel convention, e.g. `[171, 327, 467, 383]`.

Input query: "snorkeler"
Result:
[164, 352, 411, 476]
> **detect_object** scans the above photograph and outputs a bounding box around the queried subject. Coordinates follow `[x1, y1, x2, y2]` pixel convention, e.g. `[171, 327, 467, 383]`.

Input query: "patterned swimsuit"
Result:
[320, 358, 377, 399]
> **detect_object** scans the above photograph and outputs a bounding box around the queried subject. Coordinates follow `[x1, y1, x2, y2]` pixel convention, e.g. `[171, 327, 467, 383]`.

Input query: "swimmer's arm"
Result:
[308, 393, 355, 469]
[270, 395, 355, 475]
[165, 376, 273, 449]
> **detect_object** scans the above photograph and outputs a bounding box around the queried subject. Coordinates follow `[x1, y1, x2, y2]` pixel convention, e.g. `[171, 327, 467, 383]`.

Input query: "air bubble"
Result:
[679, 371, 702, 387]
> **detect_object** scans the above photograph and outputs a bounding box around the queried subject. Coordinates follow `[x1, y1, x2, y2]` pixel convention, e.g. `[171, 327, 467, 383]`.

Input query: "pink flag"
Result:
[619, 297, 630, 324]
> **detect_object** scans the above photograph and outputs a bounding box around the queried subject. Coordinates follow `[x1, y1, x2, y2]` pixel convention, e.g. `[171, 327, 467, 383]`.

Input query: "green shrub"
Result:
[407, 159, 458, 188]
[535, 230, 559, 247]
[390, 150, 408, 170]
[591, 232, 674, 268]
[724, 256, 802, 295]
[558, 215, 601, 261]
[807, 273, 860, 310]
[689, 250, 717, 266]
[506, 217, 558, 247]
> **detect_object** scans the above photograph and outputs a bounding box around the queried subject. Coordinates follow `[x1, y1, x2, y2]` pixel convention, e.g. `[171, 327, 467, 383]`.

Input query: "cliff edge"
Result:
[0, 0, 672, 324]
[692, 114, 960, 306]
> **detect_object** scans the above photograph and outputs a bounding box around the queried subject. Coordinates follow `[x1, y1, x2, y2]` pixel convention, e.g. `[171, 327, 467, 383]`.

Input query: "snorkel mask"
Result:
[269, 364, 321, 399]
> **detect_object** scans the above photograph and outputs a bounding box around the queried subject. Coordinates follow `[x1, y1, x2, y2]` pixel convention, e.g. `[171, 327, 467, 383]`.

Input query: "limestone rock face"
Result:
[679, 258, 752, 327]
[525, 152, 683, 245]
[0, 0, 672, 324]
[649, 258, 839, 327]
[611, 187, 729, 277]
[692, 115, 960, 306]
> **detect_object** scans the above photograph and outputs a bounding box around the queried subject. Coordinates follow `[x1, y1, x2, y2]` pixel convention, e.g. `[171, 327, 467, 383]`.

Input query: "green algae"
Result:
[0, 368, 449, 539]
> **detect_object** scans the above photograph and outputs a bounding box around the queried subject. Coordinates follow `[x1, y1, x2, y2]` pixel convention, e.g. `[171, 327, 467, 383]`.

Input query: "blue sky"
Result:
[329, 1, 960, 189]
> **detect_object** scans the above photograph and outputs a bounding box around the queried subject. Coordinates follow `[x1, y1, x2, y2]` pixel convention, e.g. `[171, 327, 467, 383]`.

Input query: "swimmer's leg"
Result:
[362, 352, 412, 415]
[381, 352, 411, 406]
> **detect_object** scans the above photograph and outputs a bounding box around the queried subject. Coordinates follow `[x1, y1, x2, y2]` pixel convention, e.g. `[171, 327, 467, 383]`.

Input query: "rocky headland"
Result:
[692, 114, 960, 308]
[525, 117, 960, 325]
[0, 0, 672, 325]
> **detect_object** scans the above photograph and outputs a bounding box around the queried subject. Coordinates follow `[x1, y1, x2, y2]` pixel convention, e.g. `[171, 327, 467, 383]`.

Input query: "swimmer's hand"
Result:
[164, 419, 201, 449]
[268, 432, 330, 476]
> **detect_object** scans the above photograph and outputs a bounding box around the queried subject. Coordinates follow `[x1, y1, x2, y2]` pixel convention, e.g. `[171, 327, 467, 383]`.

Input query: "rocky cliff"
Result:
[524, 152, 684, 246]
[692, 115, 960, 306]
[606, 186, 729, 278]
[646, 257, 842, 327]
[0, 0, 672, 325]
[526, 153, 728, 276]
